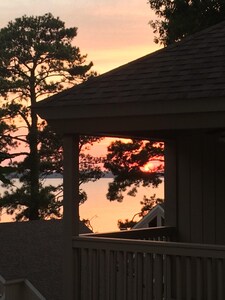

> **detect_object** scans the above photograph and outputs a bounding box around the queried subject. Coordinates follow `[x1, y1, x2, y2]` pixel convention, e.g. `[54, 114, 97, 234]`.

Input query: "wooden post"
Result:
[63, 134, 80, 300]
[164, 139, 177, 228]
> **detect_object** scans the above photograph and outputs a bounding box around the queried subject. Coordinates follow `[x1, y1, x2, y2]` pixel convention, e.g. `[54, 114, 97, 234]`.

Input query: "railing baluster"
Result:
[126, 252, 134, 300]
[132, 252, 137, 300]
[145, 252, 153, 300]
[105, 249, 110, 300]
[142, 253, 147, 300]
[217, 259, 223, 300]
[186, 256, 192, 300]
[123, 251, 127, 300]
[109, 250, 116, 300]
[98, 249, 106, 300]
[196, 257, 202, 300]
[73, 247, 80, 300]
[165, 255, 172, 299]
[206, 258, 213, 300]
[91, 249, 98, 300]
[115, 251, 125, 300]
[80, 248, 87, 300]
[154, 253, 163, 300]
[136, 252, 144, 300]
[87, 248, 92, 300]
[176, 256, 182, 300]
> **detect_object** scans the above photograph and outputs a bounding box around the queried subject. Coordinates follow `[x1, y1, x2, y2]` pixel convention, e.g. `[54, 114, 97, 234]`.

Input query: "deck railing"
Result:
[86, 226, 176, 241]
[73, 233, 225, 300]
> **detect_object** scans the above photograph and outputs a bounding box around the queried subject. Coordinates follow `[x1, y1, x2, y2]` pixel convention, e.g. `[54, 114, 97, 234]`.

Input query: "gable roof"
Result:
[34, 21, 225, 137]
[133, 203, 165, 229]
[0, 220, 91, 300]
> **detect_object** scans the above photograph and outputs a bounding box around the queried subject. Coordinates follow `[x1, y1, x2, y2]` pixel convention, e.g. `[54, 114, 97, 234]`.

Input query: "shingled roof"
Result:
[0, 220, 91, 300]
[34, 21, 225, 137]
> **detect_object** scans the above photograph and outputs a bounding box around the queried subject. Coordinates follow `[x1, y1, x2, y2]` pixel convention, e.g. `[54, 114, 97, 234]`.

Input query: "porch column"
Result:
[164, 139, 177, 228]
[63, 134, 80, 300]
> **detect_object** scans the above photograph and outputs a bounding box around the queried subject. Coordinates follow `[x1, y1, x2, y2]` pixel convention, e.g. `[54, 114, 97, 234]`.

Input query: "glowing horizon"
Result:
[0, 1, 162, 75]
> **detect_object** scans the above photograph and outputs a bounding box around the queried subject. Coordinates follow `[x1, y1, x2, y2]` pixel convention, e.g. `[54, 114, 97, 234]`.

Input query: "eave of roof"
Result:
[33, 21, 225, 136]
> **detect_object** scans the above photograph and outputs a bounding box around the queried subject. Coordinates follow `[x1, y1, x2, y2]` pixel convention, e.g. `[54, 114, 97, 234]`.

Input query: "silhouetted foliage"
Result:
[148, 0, 225, 45]
[104, 139, 164, 202]
[0, 13, 102, 221]
[0, 106, 25, 184]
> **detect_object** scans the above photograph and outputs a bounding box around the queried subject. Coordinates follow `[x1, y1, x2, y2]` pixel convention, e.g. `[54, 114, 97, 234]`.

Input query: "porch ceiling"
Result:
[34, 21, 225, 138]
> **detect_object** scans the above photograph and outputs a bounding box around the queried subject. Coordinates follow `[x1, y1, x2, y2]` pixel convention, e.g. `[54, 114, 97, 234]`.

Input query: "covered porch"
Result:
[34, 21, 225, 299]
[65, 129, 225, 299]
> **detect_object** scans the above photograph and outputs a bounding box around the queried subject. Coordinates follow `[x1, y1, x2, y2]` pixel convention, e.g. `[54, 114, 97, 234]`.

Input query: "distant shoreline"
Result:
[8, 172, 114, 179]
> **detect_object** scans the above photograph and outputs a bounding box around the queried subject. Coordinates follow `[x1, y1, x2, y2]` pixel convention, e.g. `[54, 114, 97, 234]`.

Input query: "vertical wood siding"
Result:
[176, 133, 225, 245]
[177, 136, 191, 242]
[215, 137, 225, 244]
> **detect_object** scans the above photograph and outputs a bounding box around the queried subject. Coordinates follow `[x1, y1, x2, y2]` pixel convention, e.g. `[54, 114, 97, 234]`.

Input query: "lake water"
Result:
[0, 178, 164, 233]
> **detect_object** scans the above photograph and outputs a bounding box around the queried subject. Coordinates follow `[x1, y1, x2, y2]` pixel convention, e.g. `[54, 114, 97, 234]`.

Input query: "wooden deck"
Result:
[73, 227, 225, 300]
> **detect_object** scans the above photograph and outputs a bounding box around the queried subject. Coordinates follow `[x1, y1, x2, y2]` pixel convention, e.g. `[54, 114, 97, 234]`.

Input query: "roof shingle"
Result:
[33, 21, 225, 137]
[36, 21, 225, 109]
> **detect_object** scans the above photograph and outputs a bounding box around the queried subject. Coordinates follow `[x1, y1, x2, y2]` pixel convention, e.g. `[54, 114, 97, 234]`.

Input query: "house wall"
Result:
[165, 133, 225, 245]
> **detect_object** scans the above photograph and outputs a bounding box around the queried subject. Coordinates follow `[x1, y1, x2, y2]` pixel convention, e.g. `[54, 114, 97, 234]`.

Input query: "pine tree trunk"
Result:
[28, 77, 40, 220]
[28, 109, 40, 220]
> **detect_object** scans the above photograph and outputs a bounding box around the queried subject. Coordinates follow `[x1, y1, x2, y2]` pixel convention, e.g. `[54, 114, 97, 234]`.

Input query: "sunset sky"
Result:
[0, 0, 161, 74]
[0, 1, 164, 228]
[0, 0, 162, 155]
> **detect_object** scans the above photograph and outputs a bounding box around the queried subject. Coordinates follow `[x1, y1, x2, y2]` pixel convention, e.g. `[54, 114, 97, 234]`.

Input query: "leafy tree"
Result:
[104, 139, 164, 202]
[148, 0, 225, 45]
[117, 194, 164, 230]
[0, 13, 102, 221]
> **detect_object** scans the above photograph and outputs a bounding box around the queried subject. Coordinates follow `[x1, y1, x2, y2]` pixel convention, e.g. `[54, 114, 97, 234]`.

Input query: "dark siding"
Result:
[215, 138, 225, 244]
[177, 137, 191, 242]
[190, 135, 203, 243]
[173, 134, 225, 245]
[203, 134, 216, 244]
